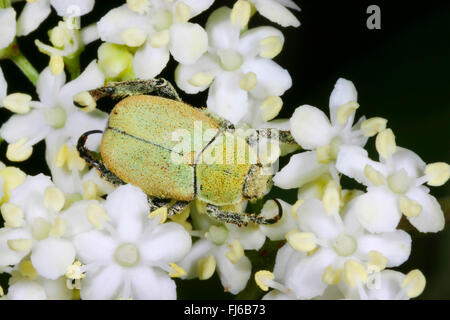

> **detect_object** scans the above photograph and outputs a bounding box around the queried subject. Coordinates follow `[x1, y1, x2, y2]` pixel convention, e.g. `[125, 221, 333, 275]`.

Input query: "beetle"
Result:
[75, 79, 298, 226]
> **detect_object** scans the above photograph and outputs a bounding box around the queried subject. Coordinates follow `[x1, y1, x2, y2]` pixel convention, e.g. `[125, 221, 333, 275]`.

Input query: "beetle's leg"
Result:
[205, 201, 282, 227]
[246, 128, 300, 156]
[74, 78, 181, 112]
[77, 130, 125, 186]
[148, 198, 190, 217]
[198, 108, 235, 131]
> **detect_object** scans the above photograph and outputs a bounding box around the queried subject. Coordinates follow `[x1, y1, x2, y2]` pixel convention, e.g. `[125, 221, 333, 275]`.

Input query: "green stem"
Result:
[64, 53, 81, 80]
[9, 51, 39, 86]
[0, 0, 11, 8]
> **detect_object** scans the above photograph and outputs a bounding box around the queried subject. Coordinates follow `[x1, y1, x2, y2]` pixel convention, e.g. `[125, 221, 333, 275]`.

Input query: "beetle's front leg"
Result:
[205, 202, 282, 227]
[247, 128, 300, 156]
[73, 78, 181, 112]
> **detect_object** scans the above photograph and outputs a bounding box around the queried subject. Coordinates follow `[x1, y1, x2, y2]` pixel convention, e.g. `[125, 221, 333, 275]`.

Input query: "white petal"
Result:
[346, 188, 402, 233]
[206, 7, 240, 49]
[60, 200, 98, 237]
[336, 144, 387, 186]
[175, 54, 218, 94]
[0, 8, 16, 50]
[215, 245, 252, 294]
[97, 5, 152, 44]
[0, 228, 32, 266]
[129, 266, 176, 299]
[253, 0, 300, 27]
[58, 60, 104, 111]
[63, 109, 108, 146]
[177, 239, 215, 279]
[387, 147, 426, 180]
[16, 0, 51, 36]
[273, 243, 302, 282]
[6, 280, 47, 300]
[9, 174, 53, 222]
[290, 105, 334, 149]
[81, 265, 123, 300]
[37, 66, 66, 107]
[262, 290, 293, 300]
[356, 230, 411, 267]
[406, 187, 445, 233]
[285, 248, 335, 299]
[259, 199, 297, 241]
[297, 198, 340, 239]
[170, 23, 208, 65]
[277, 0, 301, 11]
[81, 24, 99, 45]
[50, 0, 95, 16]
[227, 225, 266, 250]
[104, 184, 148, 243]
[237, 26, 284, 58]
[31, 238, 76, 280]
[329, 78, 358, 125]
[0, 109, 48, 143]
[241, 58, 292, 99]
[37, 277, 72, 300]
[180, 0, 215, 17]
[365, 270, 406, 300]
[139, 222, 192, 264]
[273, 151, 329, 189]
[0, 67, 6, 104]
[206, 73, 249, 125]
[133, 42, 170, 79]
[73, 230, 116, 264]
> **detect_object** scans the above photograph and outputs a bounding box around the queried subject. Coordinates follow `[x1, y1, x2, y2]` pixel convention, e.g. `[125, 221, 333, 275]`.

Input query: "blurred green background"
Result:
[0, 0, 449, 299]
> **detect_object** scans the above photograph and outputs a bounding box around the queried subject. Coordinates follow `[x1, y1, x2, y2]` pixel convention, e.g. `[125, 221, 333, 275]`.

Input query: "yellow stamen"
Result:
[323, 180, 340, 215]
[260, 96, 283, 121]
[425, 162, 450, 187]
[49, 217, 67, 237]
[73, 91, 96, 113]
[364, 164, 385, 186]
[82, 181, 98, 200]
[148, 30, 170, 48]
[290, 199, 304, 220]
[44, 186, 65, 212]
[86, 203, 109, 230]
[337, 101, 359, 125]
[65, 260, 85, 280]
[174, 2, 190, 24]
[375, 128, 396, 159]
[121, 28, 147, 47]
[19, 260, 37, 280]
[2, 93, 32, 114]
[126, 0, 150, 14]
[255, 270, 274, 291]
[168, 262, 186, 278]
[316, 144, 331, 164]
[7, 238, 33, 252]
[360, 117, 387, 137]
[344, 259, 368, 287]
[50, 54, 64, 75]
[230, 0, 251, 28]
[148, 206, 168, 224]
[239, 72, 257, 91]
[226, 240, 244, 264]
[286, 230, 317, 252]
[399, 196, 422, 218]
[259, 36, 283, 59]
[367, 250, 387, 273]
[322, 265, 343, 285]
[1, 203, 24, 228]
[401, 269, 426, 298]
[7, 138, 33, 162]
[198, 255, 216, 280]
[0, 166, 27, 202]
[188, 72, 214, 87]
[205, 225, 229, 246]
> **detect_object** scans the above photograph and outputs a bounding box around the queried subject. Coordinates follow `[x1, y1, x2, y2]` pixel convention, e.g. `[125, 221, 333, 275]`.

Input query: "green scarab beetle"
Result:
[76, 79, 298, 226]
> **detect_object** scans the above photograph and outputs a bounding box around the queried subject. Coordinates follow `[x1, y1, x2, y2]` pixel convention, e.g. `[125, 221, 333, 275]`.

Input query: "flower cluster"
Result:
[0, 0, 448, 300]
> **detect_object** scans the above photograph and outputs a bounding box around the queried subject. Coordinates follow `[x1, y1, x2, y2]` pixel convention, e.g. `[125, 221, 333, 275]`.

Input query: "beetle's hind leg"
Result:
[205, 201, 282, 227]
[74, 78, 181, 112]
[77, 130, 125, 186]
[148, 197, 190, 217]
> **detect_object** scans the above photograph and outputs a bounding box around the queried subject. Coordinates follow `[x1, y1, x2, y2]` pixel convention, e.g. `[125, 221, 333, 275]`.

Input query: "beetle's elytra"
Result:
[76, 79, 298, 226]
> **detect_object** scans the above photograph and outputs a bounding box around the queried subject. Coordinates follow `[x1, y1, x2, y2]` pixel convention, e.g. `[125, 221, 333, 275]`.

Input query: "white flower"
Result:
[273, 78, 367, 189]
[97, 0, 214, 79]
[0, 174, 76, 280]
[336, 143, 447, 233]
[0, 61, 108, 193]
[72, 184, 192, 300]
[232, 0, 301, 28]
[0, 7, 16, 104]
[340, 269, 426, 300]
[176, 7, 291, 126]
[266, 198, 411, 299]
[177, 201, 266, 294]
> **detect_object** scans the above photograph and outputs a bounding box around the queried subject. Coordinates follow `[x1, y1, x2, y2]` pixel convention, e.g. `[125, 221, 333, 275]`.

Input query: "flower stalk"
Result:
[0, 42, 39, 86]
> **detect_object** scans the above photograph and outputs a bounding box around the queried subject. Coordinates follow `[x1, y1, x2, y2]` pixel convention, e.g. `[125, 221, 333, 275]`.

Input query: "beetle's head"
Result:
[243, 164, 273, 201]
